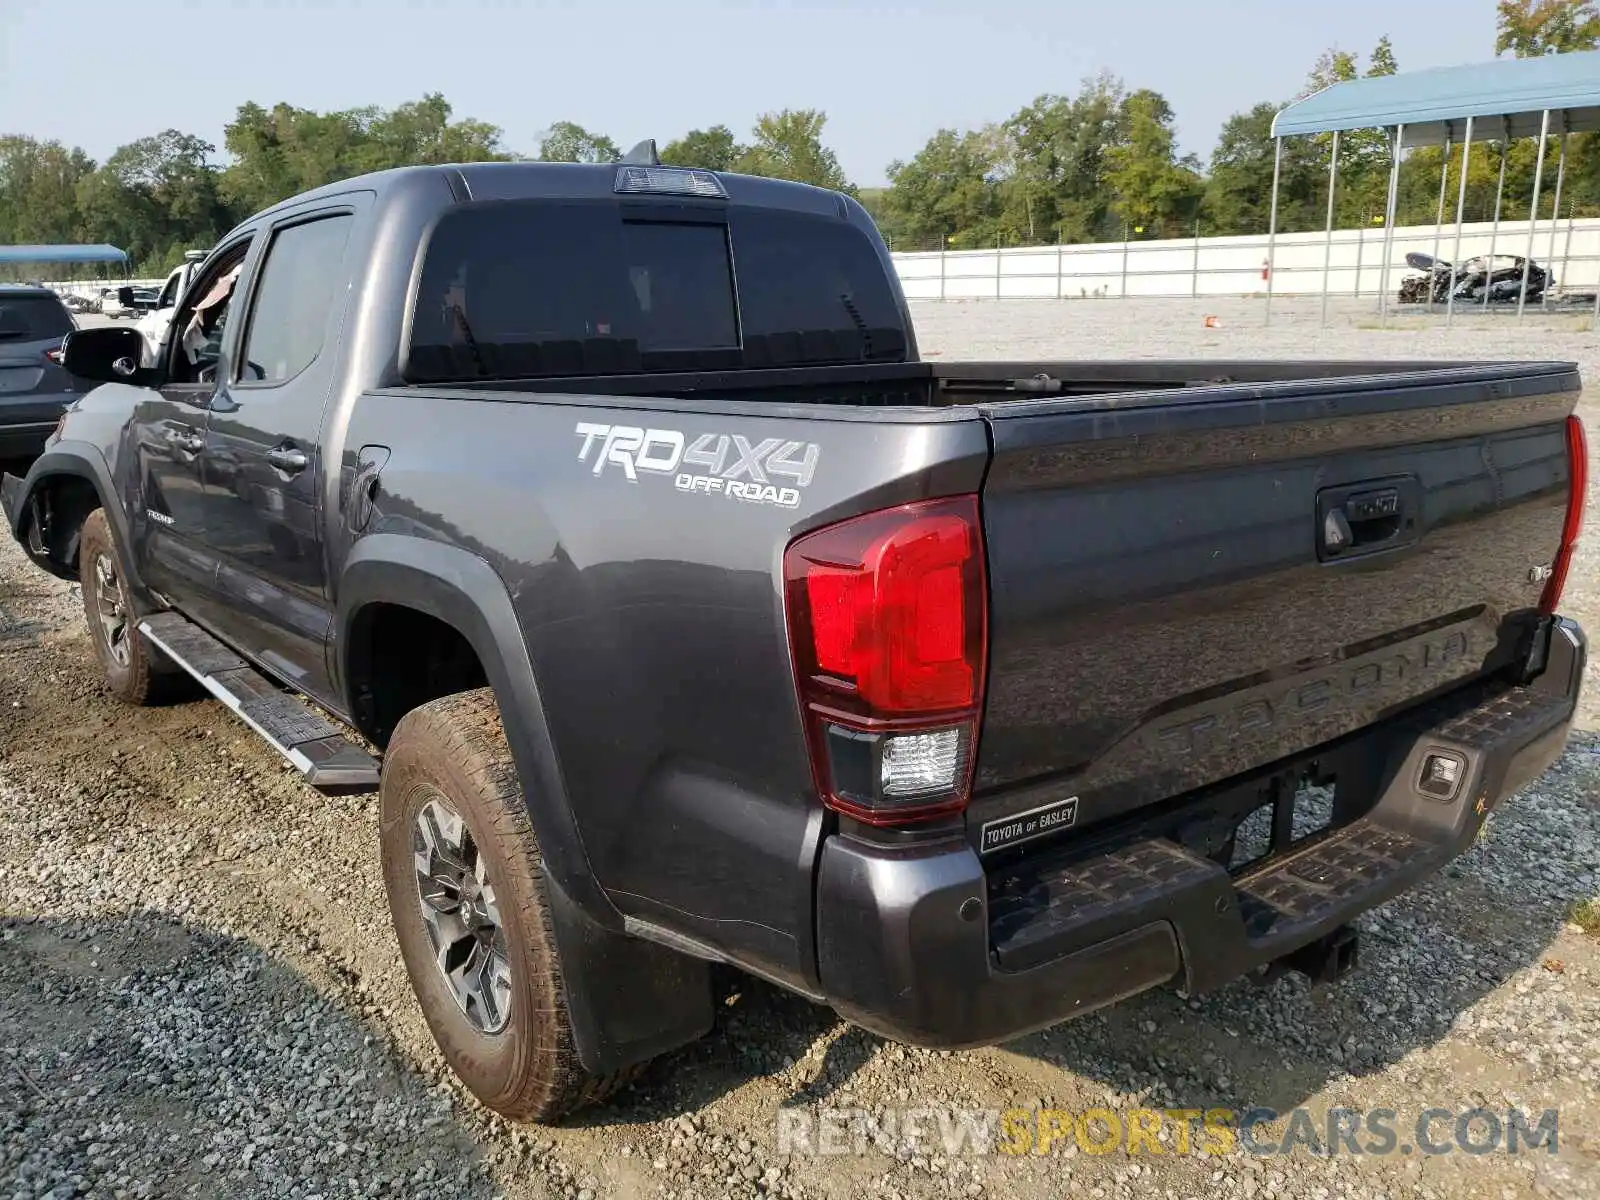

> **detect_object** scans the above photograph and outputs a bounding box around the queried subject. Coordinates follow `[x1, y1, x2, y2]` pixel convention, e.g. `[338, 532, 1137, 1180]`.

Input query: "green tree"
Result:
[661, 125, 743, 171]
[854, 187, 892, 233]
[75, 130, 232, 271]
[1345, 39, 1403, 224]
[1494, 2, 1600, 213]
[1304, 47, 1360, 95]
[537, 121, 619, 163]
[222, 96, 510, 214]
[221, 102, 363, 212]
[1368, 35, 1400, 75]
[734, 109, 852, 192]
[0, 136, 97, 253]
[881, 126, 1006, 249]
[1202, 103, 1327, 235]
[355, 93, 509, 170]
[1102, 89, 1204, 237]
[1295, 41, 1400, 225]
[1496, 0, 1600, 54]
[1002, 74, 1128, 243]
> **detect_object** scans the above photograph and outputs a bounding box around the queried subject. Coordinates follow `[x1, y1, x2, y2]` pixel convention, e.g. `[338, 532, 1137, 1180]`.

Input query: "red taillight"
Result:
[44, 347, 63, 364]
[784, 495, 988, 826]
[1540, 416, 1587, 614]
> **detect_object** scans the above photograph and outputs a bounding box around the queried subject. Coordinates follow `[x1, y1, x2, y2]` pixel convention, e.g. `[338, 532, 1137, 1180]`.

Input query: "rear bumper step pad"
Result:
[139, 612, 380, 791]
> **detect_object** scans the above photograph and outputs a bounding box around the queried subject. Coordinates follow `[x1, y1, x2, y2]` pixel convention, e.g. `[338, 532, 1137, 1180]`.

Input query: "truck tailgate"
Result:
[969, 362, 1581, 844]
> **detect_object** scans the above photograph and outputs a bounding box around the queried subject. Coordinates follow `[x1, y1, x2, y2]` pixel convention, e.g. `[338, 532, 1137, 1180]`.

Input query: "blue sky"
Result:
[3, 0, 1497, 186]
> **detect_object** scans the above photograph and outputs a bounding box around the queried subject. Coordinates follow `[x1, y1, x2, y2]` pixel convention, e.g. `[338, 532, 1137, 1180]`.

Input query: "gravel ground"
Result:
[2, 295, 1598, 1200]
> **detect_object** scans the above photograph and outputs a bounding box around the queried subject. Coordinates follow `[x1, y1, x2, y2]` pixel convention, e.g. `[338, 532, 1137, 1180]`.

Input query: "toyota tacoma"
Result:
[2, 146, 1588, 1122]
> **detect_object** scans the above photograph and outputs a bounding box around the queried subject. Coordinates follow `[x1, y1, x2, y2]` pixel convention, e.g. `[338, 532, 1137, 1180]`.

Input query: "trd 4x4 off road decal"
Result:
[574, 422, 820, 509]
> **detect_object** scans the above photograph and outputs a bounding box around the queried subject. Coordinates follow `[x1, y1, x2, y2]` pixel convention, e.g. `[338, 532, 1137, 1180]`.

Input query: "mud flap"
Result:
[541, 864, 715, 1076]
[0, 471, 22, 531]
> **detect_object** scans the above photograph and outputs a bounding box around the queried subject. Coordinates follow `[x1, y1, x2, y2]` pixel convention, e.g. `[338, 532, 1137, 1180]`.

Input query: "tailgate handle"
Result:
[1318, 479, 1418, 560]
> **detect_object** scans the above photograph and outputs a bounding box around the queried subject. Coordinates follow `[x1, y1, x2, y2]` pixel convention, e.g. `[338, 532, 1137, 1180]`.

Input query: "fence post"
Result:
[939, 241, 946, 301]
[1483, 121, 1511, 315]
[1265, 137, 1283, 324]
[1192, 222, 1200, 299]
[1321, 129, 1342, 329]
[1426, 131, 1453, 313]
[1542, 125, 1568, 310]
[1561, 200, 1575, 292]
[1377, 124, 1405, 327]
[1518, 109, 1552, 322]
[1119, 223, 1130, 299]
[1056, 245, 1064, 299]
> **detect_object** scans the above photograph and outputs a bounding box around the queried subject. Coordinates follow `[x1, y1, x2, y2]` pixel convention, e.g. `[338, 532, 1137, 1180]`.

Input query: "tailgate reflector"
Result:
[1540, 415, 1587, 614]
[784, 495, 988, 826]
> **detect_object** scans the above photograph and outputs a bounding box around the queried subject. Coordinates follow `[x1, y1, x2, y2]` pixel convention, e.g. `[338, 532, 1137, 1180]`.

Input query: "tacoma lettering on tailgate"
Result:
[1153, 629, 1473, 758]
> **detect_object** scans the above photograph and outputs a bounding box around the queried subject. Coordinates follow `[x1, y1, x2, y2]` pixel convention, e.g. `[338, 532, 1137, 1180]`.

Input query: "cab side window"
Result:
[166, 243, 250, 386]
[238, 215, 355, 384]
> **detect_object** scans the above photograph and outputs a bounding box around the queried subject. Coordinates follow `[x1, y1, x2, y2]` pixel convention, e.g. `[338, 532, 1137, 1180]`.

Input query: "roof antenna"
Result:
[621, 139, 661, 166]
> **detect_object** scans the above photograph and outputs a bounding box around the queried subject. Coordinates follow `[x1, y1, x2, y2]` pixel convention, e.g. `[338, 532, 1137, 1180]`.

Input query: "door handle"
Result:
[267, 446, 310, 474]
[1317, 478, 1420, 561]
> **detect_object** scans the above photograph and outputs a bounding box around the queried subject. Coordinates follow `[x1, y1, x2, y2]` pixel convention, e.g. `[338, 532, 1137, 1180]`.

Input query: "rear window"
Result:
[406, 200, 907, 382]
[0, 293, 72, 342]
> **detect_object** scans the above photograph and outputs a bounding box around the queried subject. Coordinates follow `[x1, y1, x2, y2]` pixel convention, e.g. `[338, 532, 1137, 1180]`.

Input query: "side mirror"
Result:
[61, 326, 156, 386]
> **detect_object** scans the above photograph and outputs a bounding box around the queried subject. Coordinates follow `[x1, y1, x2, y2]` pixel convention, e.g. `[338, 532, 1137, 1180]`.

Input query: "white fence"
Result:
[32, 215, 1600, 316]
[891, 216, 1600, 303]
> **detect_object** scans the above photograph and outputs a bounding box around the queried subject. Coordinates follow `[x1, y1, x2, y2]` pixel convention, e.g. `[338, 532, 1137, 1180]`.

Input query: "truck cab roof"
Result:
[232, 161, 862, 236]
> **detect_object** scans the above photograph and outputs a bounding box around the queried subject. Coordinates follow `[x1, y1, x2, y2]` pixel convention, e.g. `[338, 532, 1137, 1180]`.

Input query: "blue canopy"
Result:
[0, 243, 129, 265]
[1272, 50, 1600, 146]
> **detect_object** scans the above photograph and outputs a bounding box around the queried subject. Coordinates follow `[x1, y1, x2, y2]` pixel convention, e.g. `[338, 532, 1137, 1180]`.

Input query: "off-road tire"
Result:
[78, 509, 180, 705]
[379, 688, 638, 1122]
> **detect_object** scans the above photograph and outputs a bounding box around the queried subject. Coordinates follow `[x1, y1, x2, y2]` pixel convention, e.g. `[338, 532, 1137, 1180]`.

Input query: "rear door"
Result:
[968, 364, 1580, 845]
[195, 203, 359, 700]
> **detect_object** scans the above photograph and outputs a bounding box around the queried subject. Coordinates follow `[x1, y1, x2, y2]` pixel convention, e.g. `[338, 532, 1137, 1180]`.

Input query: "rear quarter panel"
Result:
[337, 389, 988, 988]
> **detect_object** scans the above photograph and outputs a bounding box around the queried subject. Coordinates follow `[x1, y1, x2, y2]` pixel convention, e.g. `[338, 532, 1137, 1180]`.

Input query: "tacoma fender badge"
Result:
[980, 796, 1079, 854]
[146, 509, 175, 526]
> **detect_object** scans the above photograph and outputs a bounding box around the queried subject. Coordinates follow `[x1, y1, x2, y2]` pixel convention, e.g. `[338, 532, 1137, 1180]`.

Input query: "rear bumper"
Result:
[814, 617, 1586, 1047]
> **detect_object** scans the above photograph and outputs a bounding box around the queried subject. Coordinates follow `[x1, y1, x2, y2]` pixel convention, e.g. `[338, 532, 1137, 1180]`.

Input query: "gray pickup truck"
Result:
[2, 147, 1588, 1123]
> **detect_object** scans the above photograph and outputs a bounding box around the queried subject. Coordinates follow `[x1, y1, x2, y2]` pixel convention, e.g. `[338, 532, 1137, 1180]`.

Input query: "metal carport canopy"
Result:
[0, 244, 129, 265]
[1272, 49, 1600, 145]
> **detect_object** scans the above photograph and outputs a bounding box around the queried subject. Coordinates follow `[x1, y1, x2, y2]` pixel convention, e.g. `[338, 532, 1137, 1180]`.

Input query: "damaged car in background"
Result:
[1398, 251, 1553, 305]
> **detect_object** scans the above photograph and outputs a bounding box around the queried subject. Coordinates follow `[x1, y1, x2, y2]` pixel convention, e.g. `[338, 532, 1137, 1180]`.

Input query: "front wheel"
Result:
[78, 510, 180, 705]
[378, 688, 639, 1122]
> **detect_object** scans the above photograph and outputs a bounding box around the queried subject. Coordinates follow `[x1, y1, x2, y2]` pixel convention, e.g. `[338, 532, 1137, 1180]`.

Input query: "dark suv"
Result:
[0, 285, 81, 458]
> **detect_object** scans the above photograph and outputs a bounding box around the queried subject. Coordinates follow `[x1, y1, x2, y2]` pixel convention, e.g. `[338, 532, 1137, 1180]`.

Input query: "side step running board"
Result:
[139, 612, 381, 791]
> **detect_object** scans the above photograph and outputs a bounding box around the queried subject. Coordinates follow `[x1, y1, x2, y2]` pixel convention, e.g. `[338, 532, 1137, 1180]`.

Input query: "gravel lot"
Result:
[3, 296, 1598, 1200]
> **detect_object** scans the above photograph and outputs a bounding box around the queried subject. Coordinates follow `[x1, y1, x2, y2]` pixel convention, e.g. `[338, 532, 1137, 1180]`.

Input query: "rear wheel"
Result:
[78, 510, 179, 705]
[379, 688, 638, 1121]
